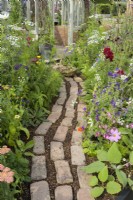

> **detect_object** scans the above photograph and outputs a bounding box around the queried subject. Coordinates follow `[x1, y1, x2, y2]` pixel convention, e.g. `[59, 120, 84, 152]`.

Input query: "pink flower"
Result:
[129, 123, 133, 129]
[95, 132, 101, 137]
[108, 128, 121, 142]
[0, 166, 14, 184]
[0, 164, 4, 171]
[0, 146, 11, 155]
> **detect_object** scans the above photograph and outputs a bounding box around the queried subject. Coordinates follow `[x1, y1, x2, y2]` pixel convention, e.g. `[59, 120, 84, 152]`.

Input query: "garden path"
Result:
[30, 77, 94, 200]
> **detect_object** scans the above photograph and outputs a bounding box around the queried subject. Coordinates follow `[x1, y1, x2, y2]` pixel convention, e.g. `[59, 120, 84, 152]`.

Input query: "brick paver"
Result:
[55, 185, 73, 200]
[50, 141, 64, 161]
[71, 131, 82, 146]
[35, 122, 52, 135]
[33, 136, 45, 154]
[54, 160, 73, 184]
[31, 156, 47, 181]
[54, 126, 68, 142]
[61, 117, 73, 127]
[30, 181, 50, 200]
[71, 146, 86, 165]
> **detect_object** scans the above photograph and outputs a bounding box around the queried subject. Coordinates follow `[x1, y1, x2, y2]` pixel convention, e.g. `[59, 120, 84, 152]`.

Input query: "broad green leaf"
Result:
[97, 150, 108, 161]
[116, 169, 127, 187]
[19, 127, 30, 139]
[106, 181, 121, 194]
[108, 175, 115, 181]
[128, 178, 133, 189]
[91, 187, 104, 198]
[83, 161, 105, 174]
[108, 143, 122, 164]
[129, 151, 133, 165]
[24, 140, 34, 151]
[98, 166, 108, 182]
[89, 176, 98, 186]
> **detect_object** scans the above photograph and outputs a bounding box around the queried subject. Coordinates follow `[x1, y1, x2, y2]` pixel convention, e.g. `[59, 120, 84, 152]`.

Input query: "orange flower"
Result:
[77, 127, 84, 132]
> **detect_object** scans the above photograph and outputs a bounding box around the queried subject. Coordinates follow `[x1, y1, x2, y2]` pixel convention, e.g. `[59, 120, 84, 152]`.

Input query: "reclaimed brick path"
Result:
[30, 77, 94, 200]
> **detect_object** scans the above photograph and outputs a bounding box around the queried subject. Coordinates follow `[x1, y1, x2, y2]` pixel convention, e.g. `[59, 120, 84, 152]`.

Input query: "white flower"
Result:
[88, 118, 93, 127]
[127, 98, 133, 105]
[95, 74, 101, 81]
[14, 115, 20, 119]
[0, 109, 3, 114]
[116, 99, 122, 106]
[121, 75, 128, 80]
[117, 118, 124, 125]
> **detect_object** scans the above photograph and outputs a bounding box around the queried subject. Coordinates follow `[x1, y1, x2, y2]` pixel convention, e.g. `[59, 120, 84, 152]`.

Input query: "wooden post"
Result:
[34, 0, 39, 39]
[26, 0, 31, 21]
[68, 0, 74, 45]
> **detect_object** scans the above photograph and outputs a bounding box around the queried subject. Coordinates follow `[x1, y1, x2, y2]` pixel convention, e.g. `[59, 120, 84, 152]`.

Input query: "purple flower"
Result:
[83, 107, 87, 111]
[77, 89, 82, 95]
[14, 64, 22, 70]
[108, 71, 118, 78]
[111, 99, 116, 107]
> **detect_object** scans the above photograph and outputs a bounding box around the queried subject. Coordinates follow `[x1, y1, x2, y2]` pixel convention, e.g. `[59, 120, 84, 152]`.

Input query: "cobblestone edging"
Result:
[30, 77, 94, 200]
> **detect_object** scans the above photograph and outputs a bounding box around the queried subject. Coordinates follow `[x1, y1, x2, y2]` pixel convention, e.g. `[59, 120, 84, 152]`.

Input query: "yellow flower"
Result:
[37, 55, 41, 59]
[36, 61, 41, 65]
[14, 115, 20, 119]
[3, 85, 9, 90]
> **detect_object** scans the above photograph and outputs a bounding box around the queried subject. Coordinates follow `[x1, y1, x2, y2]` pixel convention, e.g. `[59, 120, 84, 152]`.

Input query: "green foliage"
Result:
[91, 186, 104, 198]
[115, 169, 127, 187]
[108, 143, 122, 164]
[9, 0, 23, 24]
[129, 151, 133, 165]
[98, 166, 108, 182]
[84, 161, 105, 173]
[89, 176, 99, 186]
[106, 181, 121, 194]
[96, 4, 111, 14]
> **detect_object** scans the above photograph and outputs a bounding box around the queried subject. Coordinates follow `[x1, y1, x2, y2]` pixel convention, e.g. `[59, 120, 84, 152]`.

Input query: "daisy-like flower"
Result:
[108, 128, 121, 142]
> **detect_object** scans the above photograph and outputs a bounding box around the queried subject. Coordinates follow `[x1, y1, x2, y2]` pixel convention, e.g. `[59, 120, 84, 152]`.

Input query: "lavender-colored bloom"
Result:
[14, 64, 22, 70]
[108, 72, 118, 78]
[77, 89, 82, 95]
[83, 107, 87, 111]
[95, 101, 99, 106]
[111, 99, 116, 107]
[93, 94, 96, 99]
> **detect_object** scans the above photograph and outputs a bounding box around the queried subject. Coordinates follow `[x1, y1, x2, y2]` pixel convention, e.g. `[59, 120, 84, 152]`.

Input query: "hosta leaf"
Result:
[108, 143, 122, 164]
[97, 150, 108, 161]
[116, 169, 127, 187]
[83, 161, 105, 174]
[129, 151, 133, 165]
[91, 187, 104, 198]
[89, 176, 98, 186]
[98, 166, 108, 182]
[106, 181, 121, 194]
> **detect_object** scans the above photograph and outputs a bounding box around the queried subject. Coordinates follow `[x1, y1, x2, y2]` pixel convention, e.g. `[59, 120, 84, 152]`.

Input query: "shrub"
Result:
[96, 4, 111, 14]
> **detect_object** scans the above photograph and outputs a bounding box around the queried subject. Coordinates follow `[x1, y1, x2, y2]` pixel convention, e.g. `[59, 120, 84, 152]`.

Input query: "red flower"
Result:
[103, 47, 114, 62]
[117, 70, 125, 75]
[26, 37, 31, 42]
